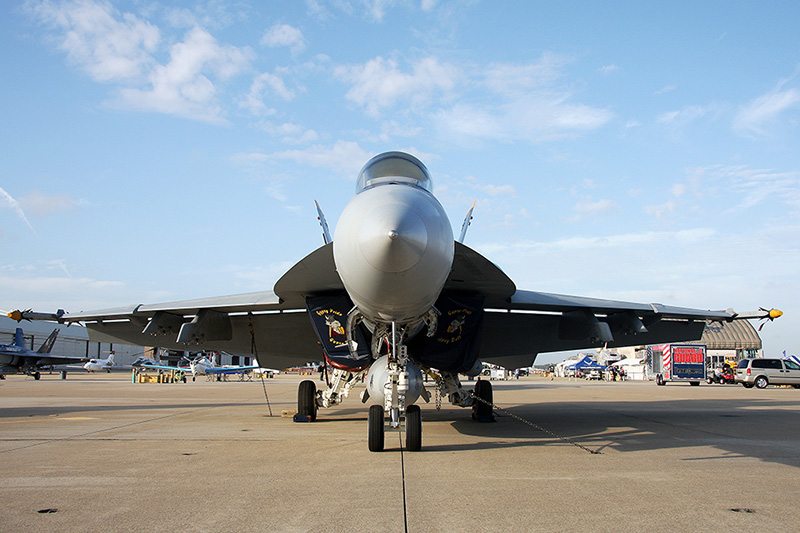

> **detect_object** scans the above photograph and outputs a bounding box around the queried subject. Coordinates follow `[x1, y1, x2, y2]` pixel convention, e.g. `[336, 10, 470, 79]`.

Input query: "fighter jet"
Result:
[10, 152, 781, 450]
[0, 327, 88, 380]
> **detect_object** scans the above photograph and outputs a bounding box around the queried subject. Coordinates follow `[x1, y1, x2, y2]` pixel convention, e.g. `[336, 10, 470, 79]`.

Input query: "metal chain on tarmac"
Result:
[467, 390, 601, 455]
[248, 314, 273, 417]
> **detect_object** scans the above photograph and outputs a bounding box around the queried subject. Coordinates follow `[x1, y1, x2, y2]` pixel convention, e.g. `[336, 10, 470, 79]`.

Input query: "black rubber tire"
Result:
[368, 405, 384, 452]
[754, 376, 769, 389]
[297, 380, 317, 421]
[33, 372, 41, 381]
[473, 379, 494, 420]
[743, 383, 754, 389]
[690, 381, 700, 386]
[405, 405, 421, 452]
[656, 375, 665, 386]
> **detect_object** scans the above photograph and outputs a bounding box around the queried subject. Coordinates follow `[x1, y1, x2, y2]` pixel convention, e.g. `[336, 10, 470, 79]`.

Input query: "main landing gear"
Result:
[293, 318, 492, 452]
[297, 380, 318, 421]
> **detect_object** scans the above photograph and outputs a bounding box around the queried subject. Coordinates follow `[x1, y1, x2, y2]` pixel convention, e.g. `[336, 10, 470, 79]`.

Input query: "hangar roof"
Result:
[698, 319, 762, 350]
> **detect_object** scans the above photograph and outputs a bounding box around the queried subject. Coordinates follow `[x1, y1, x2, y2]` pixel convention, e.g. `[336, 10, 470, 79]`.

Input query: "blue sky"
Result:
[2, 1, 799, 364]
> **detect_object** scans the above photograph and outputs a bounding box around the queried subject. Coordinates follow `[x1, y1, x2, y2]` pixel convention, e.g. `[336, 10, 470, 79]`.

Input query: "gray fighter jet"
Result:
[10, 152, 781, 450]
[0, 328, 87, 380]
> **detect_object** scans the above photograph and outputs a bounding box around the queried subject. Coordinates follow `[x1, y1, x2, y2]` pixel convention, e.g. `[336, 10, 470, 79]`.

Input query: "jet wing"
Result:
[479, 288, 746, 370]
[57, 290, 321, 370]
[25, 354, 90, 367]
[203, 365, 260, 374]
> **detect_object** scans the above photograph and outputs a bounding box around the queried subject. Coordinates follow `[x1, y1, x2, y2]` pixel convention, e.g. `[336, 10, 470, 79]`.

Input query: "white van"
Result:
[735, 358, 800, 389]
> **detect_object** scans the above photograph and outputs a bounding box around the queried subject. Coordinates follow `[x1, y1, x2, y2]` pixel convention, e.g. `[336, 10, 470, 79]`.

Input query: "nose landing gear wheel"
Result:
[368, 404, 385, 452]
[298, 380, 318, 421]
[405, 405, 421, 451]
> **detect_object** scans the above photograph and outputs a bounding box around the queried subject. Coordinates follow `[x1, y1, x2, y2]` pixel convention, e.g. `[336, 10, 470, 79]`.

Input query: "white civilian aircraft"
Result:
[83, 352, 115, 373]
[135, 354, 266, 381]
[11, 152, 781, 451]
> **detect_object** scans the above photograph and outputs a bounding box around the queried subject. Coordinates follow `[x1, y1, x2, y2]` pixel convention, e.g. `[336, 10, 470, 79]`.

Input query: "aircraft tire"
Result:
[298, 380, 318, 421]
[368, 405, 384, 452]
[405, 405, 421, 452]
[472, 379, 494, 421]
[33, 372, 41, 381]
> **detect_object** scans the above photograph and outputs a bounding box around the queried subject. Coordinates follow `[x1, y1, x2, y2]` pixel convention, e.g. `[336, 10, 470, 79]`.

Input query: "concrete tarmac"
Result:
[1, 372, 799, 532]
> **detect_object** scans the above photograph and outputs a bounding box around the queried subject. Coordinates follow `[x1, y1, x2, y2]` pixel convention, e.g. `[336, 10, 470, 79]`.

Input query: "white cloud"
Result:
[261, 24, 306, 55]
[335, 56, 459, 116]
[114, 27, 249, 123]
[271, 141, 372, 177]
[656, 104, 712, 126]
[429, 55, 613, 143]
[598, 64, 619, 75]
[19, 191, 84, 216]
[239, 71, 298, 116]
[643, 201, 676, 218]
[258, 121, 319, 144]
[29, 1, 249, 124]
[734, 87, 800, 135]
[574, 198, 618, 216]
[480, 228, 717, 256]
[482, 55, 567, 97]
[27, 0, 160, 83]
[435, 97, 613, 143]
[478, 184, 516, 196]
[654, 84, 677, 95]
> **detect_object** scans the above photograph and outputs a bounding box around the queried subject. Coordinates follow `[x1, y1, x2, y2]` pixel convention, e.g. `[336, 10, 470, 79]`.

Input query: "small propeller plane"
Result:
[10, 152, 781, 450]
[134, 353, 265, 381]
[0, 327, 88, 380]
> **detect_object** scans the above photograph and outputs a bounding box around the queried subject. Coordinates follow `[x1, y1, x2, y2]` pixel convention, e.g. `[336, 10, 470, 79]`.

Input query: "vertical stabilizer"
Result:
[37, 329, 59, 354]
[458, 200, 476, 243]
[14, 328, 24, 348]
[315, 200, 332, 245]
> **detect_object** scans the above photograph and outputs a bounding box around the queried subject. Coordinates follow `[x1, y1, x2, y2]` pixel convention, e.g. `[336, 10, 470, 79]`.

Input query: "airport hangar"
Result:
[0, 315, 253, 369]
[605, 319, 763, 366]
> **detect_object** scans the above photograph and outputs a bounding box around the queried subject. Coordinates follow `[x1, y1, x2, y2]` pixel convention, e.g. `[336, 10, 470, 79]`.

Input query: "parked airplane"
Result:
[135, 354, 265, 381]
[83, 352, 115, 373]
[10, 152, 781, 450]
[0, 328, 88, 380]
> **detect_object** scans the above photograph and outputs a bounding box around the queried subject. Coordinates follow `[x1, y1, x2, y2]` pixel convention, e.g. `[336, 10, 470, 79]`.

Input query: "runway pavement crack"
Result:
[398, 429, 409, 533]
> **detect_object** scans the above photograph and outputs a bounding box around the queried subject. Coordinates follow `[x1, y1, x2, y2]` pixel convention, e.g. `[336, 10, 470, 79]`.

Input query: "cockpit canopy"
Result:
[356, 151, 433, 193]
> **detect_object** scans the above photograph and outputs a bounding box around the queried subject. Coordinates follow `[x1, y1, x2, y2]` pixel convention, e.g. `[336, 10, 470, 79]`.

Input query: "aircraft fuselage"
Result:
[333, 152, 454, 325]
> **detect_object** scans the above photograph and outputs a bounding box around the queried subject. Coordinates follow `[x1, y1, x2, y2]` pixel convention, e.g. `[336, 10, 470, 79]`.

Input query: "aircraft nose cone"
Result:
[359, 204, 428, 273]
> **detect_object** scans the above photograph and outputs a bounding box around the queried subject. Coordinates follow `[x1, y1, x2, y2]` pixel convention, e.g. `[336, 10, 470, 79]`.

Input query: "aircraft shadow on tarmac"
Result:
[425, 397, 800, 468]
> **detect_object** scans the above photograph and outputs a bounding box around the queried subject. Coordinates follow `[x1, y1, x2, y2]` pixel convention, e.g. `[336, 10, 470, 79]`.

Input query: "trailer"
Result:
[648, 344, 706, 386]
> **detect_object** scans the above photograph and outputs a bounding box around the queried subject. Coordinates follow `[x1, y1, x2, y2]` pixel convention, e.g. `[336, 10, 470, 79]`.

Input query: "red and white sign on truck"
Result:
[648, 344, 707, 386]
